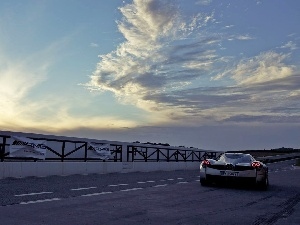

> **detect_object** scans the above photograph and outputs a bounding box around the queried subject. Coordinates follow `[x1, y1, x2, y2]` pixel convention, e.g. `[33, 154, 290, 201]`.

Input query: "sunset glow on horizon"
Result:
[1, 0, 299, 150]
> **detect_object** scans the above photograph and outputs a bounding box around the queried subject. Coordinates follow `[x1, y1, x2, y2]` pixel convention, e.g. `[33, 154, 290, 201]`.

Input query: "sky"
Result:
[0, 0, 299, 151]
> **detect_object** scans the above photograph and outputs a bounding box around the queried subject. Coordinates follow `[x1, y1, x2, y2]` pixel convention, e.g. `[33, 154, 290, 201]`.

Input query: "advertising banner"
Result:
[88, 143, 111, 160]
[9, 136, 47, 160]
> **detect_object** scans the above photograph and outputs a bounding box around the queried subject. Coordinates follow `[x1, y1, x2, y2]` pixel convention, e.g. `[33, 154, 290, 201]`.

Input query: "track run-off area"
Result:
[0, 159, 299, 225]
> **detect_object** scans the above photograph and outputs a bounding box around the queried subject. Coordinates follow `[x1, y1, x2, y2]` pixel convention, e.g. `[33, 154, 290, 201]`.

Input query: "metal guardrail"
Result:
[0, 134, 221, 163]
[126, 144, 220, 162]
[0, 135, 122, 162]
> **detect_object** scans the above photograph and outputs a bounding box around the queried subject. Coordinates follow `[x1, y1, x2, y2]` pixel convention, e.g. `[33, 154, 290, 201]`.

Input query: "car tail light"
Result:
[202, 159, 210, 168]
[251, 161, 262, 168]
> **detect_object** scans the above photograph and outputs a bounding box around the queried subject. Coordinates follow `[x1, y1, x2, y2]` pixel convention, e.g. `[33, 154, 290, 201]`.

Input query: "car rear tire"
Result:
[200, 178, 209, 186]
[257, 175, 269, 190]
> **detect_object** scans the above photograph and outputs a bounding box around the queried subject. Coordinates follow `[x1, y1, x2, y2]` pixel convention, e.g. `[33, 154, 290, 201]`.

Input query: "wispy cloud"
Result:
[88, 0, 219, 121]
[0, 36, 138, 132]
[224, 25, 234, 29]
[235, 35, 255, 40]
[88, 0, 300, 126]
[0, 53, 48, 120]
[90, 42, 99, 48]
[231, 51, 294, 85]
[228, 34, 255, 41]
[196, 0, 212, 5]
[279, 41, 298, 51]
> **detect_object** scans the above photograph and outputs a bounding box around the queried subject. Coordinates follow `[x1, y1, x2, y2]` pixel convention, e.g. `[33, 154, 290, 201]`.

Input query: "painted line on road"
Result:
[177, 181, 189, 184]
[15, 192, 53, 197]
[19, 198, 60, 205]
[177, 178, 184, 180]
[71, 187, 97, 191]
[120, 188, 143, 192]
[81, 192, 112, 197]
[108, 184, 129, 187]
[153, 184, 168, 188]
[137, 181, 155, 184]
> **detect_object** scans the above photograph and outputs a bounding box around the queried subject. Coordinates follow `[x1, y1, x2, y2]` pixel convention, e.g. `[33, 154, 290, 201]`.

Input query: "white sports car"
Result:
[200, 152, 269, 189]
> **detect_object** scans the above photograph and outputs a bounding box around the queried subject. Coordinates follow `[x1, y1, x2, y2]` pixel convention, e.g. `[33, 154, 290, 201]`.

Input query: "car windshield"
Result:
[218, 153, 253, 163]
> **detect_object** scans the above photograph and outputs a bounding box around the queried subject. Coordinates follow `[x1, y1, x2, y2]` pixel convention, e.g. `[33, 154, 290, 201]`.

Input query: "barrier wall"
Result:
[0, 161, 200, 179]
[0, 130, 214, 179]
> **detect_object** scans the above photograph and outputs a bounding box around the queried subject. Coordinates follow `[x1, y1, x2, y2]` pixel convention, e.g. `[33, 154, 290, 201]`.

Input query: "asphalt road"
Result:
[0, 160, 299, 225]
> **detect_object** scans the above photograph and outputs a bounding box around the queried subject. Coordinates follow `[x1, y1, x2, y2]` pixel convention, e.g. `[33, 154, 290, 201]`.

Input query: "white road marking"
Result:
[15, 177, 200, 204]
[81, 192, 112, 197]
[71, 187, 97, 191]
[120, 188, 143, 192]
[195, 180, 200, 182]
[108, 184, 129, 187]
[177, 182, 189, 184]
[15, 192, 53, 197]
[19, 198, 60, 205]
[153, 184, 168, 188]
[137, 181, 155, 184]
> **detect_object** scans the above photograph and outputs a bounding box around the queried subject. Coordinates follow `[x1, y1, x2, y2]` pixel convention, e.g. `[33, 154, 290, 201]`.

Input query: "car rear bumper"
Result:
[202, 167, 257, 177]
[206, 174, 257, 184]
[200, 167, 267, 184]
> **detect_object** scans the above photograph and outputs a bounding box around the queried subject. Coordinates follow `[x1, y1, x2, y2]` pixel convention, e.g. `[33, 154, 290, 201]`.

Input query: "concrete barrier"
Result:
[3, 153, 299, 179]
[0, 161, 200, 179]
[37, 162, 63, 177]
[1, 162, 23, 178]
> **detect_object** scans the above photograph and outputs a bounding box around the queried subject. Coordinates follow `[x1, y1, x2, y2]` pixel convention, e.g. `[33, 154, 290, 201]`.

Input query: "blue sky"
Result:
[1, 0, 299, 150]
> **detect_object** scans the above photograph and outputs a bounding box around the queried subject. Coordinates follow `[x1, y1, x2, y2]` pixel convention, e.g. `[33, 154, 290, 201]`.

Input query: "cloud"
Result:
[230, 51, 294, 85]
[196, 0, 212, 5]
[88, 0, 300, 127]
[223, 114, 300, 123]
[88, 0, 218, 115]
[0, 36, 139, 133]
[90, 43, 99, 47]
[279, 41, 298, 51]
[206, 72, 300, 124]
[0, 55, 48, 119]
[227, 34, 255, 41]
[224, 25, 234, 29]
[235, 35, 255, 40]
